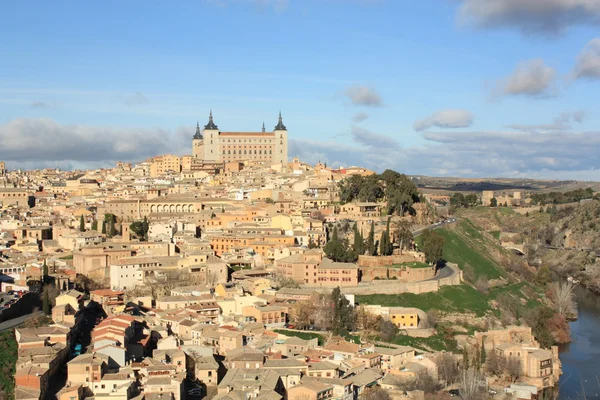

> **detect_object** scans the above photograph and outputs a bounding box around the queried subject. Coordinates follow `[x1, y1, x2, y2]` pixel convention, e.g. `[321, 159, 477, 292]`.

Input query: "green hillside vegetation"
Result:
[356, 285, 491, 316]
[0, 330, 17, 400]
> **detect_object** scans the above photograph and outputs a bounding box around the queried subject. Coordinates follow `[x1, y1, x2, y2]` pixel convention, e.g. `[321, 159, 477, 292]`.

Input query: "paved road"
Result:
[0, 310, 44, 332]
[412, 217, 458, 237]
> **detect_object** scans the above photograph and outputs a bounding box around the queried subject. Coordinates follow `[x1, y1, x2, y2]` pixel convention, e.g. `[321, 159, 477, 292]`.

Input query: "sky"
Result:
[1, 0, 600, 180]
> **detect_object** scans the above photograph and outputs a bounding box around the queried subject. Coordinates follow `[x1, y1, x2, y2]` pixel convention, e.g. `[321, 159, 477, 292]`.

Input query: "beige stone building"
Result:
[192, 111, 288, 165]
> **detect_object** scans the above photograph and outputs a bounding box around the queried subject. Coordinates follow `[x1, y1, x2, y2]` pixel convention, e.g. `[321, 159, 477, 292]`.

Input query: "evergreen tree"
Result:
[481, 338, 486, 365]
[367, 221, 375, 256]
[43, 289, 51, 315]
[43, 259, 48, 281]
[332, 226, 339, 242]
[353, 224, 363, 255]
[331, 287, 356, 335]
[91, 220, 98, 231]
[102, 221, 106, 234]
[142, 216, 149, 240]
[379, 231, 387, 257]
[79, 215, 85, 232]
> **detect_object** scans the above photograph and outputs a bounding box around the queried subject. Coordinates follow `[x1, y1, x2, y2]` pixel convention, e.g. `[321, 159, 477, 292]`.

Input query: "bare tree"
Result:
[356, 305, 381, 341]
[436, 353, 459, 387]
[360, 386, 391, 400]
[290, 301, 317, 330]
[485, 350, 506, 378]
[550, 281, 577, 319]
[506, 357, 522, 383]
[459, 369, 486, 400]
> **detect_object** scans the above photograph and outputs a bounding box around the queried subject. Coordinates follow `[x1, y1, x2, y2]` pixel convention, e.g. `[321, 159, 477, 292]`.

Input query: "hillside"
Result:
[457, 201, 600, 292]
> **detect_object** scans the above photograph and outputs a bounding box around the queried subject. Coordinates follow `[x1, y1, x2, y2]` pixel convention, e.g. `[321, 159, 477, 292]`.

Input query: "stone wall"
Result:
[358, 252, 426, 267]
[316, 263, 462, 296]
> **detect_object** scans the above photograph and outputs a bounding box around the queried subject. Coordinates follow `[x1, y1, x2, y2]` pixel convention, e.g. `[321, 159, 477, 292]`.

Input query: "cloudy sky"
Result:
[1, 0, 600, 179]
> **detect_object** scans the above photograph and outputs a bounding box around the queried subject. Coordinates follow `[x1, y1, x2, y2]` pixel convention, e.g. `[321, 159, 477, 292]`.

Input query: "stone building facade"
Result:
[192, 111, 288, 165]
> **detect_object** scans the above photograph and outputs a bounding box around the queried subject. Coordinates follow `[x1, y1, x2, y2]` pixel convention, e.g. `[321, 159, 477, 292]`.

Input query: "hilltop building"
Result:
[192, 111, 288, 165]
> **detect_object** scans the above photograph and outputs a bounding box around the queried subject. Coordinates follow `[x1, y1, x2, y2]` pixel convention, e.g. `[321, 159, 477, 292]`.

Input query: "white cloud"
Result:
[0, 118, 190, 168]
[343, 85, 384, 107]
[352, 112, 369, 123]
[573, 38, 600, 80]
[493, 59, 557, 98]
[291, 118, 600, 179]
[413, 109, 474, 131]
[506, 111, 585, 133]
[456, 0, 600, 35]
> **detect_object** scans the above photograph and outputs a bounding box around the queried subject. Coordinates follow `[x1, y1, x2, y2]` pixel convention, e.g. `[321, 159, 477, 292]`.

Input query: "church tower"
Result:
[273, 111, 288, 165]
[192, 121, 204, 158]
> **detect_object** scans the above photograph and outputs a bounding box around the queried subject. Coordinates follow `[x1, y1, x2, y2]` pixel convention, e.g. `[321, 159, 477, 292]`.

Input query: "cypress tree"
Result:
[353, 224, 363, 255]
[43, 289, 51, 315]
[481, 337, 486, 365]
[379, 231, 387, 257]
[43, 259, 48, 280]
[79, 215, 85, 232]
[102, 221, 106, 234]
[332, 226, 339, 242]
[367, 221, 375, 256]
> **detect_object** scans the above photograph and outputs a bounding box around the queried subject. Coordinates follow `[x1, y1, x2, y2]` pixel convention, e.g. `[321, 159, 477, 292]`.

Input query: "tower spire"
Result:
[262, 121, 265, 133]
[204, 110, 218, 130]
[193, 120, 203, 139]
[274, 111, 287, 131]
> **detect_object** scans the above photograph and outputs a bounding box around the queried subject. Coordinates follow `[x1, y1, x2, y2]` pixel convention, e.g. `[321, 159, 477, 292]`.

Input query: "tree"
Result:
[534, 265, 552, 287]
[307, 238, 318, 249]
[130, 217, 150, 241]
[420, 229, 445, 265]
[459, 369, 486, 400]
[480, 338, 486, 365]
[490, 198, 498, 207]
[378, 320, 398, 342]
[394, 220, 413, 253]
[379, 231, 388, 258]
[465, 193, 479, 207]
[360, 386, 391, 400]
[101, 221, 106, 234]
[356, 306, 381, 341]
[331, 287, 355, 335]
[290, 301, 316, 330]
[506, 357, 522, 382]
[450, 193, 466, 209]
[436, 353, 459, 386]
[485, 350, 505, 378]
[42, 289, 51, 315]
[353, 223, 364, 256]
[367, 221, 376, 256]
[42, 259, 48, 281]
[550, 281, 576, 319]
[91, 220, 98, 231]
[79, 215, 85, 232]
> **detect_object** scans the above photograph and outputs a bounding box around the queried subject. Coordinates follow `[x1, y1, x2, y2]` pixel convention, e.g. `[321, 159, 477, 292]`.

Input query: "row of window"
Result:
[224, 149, 272, 155]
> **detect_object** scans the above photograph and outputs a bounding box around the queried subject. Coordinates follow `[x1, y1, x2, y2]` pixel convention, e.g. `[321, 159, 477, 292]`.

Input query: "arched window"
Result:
[228, 150, 231, 154]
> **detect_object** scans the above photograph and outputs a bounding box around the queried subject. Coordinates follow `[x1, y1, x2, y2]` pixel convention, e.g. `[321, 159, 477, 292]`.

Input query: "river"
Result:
[559, 286, 600, 399]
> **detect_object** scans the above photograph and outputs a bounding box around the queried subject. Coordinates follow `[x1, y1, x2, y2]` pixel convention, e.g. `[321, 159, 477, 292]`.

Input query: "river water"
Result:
[559, 286, 600, 399]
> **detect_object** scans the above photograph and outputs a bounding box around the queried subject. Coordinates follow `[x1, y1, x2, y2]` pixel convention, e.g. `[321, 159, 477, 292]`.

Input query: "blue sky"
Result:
[1, 0, 600, 179]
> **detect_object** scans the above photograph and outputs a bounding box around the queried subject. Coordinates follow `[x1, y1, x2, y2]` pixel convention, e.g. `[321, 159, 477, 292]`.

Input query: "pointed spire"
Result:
[204, 110, 218, 130]
[274, 110, 287, 131]
[193, 120, 203, 139]
[262, 122, 266, 133]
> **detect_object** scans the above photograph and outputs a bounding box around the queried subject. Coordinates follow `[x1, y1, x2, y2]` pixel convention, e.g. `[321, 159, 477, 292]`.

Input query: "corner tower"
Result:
[273, 111, 288, 165]
[201, 110, 221, 162]
[192, 121, 204, 158]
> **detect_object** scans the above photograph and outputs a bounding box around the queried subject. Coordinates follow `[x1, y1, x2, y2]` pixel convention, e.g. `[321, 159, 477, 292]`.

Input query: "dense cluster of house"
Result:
[0, 154, 562, 400]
